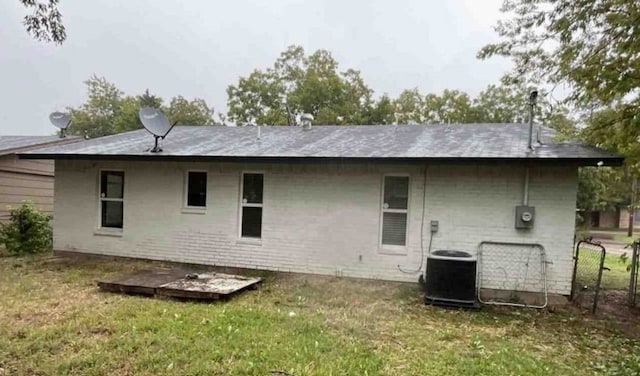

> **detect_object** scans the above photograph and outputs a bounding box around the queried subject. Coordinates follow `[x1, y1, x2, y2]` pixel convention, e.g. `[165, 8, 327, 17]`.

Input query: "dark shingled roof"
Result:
[19, 124, 622, 166]
[0, 135, 81, 156]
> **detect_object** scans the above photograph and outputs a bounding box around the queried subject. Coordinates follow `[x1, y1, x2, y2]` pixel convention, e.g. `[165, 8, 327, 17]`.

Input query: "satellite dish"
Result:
[49, 112, 71, 138]
[138, 107, 176, 153]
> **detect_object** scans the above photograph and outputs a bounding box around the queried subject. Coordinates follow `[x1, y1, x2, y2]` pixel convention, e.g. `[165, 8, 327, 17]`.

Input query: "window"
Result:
[186, 171, 207, 207]
[381, 175, 409, 247]
[100, 171, 124, 229]
[240, 173, 263, 239]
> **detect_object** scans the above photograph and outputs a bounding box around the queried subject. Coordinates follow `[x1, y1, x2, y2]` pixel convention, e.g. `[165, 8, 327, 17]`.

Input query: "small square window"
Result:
[187, 172, 207, 207]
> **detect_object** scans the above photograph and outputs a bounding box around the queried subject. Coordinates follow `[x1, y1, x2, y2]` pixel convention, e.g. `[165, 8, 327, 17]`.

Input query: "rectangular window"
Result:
[240, 173, 263, 239]
[381, 176, 409, 246]
[100, 171, 124, 229]
[186, 171, 207, 207]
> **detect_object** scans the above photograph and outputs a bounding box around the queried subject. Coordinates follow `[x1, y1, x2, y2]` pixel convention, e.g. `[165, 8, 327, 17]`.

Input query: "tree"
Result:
[227, 45, 394, 126]
[166, 96, 216, 126]
[474, 84, 578, 138]
[577, 168, 608, 214]
[423, 90, 475, 123]
[228, 45, 578, 131]
[20, 0, 66, 44]
[69, 76, 123, 138]
[365, 94, 395, 125]
[479, 1, 640, 229]
[581, 105, 640, 232]
[68, 76, 218, 138]
[472, 84, 530, 123]
[394, 89, 425, 124]
[478, 0, 640, 110]
[391, 83, 577, 138]
[138, 89, 163, 108]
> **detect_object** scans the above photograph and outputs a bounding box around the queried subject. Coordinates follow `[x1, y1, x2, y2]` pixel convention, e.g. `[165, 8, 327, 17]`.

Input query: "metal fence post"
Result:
[629, 242, 639, 306]
[593, 248, 606, 314]
[570, 243, 580, 301]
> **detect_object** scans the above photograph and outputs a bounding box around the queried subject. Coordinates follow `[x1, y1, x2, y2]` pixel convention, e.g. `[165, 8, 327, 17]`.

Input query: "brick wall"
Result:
[54, 160, 577, 295]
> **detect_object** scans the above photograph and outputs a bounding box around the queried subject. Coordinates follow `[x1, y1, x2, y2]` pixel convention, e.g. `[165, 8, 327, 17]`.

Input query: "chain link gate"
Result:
[628, 241, 640, 306]
[477, 241, 548, 308]
[571, 240, 606, 313]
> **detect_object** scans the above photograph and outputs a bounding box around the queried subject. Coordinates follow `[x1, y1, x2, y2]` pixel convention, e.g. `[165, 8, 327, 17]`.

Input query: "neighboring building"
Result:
[0, 136, 79, 222]
[590, 208, 621, 229]
[590, 208, 640, 229]
[20, 124, 621, 297]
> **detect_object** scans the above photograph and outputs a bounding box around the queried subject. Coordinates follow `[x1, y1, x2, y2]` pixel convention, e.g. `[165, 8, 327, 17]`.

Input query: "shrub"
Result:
[0, 202, 52, 256]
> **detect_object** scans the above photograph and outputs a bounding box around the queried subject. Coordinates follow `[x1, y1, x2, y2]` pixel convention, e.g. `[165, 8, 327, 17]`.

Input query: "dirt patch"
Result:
[571, 289, 640, 337]
[87, 326, 113, 340]
[597, 290, 640, 330]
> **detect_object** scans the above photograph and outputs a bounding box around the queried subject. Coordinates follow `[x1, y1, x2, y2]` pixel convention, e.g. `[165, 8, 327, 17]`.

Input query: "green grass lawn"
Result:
[1, 255, 639, 375]
[602, 253, 633, 290]
[611, 233, 637, 244]
[576, 247, 632, 290]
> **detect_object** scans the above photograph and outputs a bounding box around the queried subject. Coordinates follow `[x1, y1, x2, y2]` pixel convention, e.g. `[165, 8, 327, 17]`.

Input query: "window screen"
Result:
[381, 176, 409, 246]
[187, 172, 207, 207]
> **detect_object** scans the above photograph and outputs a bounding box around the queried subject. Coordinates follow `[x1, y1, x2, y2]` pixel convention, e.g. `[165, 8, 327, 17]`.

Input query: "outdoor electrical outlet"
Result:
[430, 220, 439, 233]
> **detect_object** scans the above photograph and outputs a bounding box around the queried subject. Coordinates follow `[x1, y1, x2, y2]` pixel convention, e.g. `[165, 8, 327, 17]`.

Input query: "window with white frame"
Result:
[100, 171, 124, 229]
[186, 171, 207, 207]
[240, 173, 263, 239]
[381, 175, 409, 247]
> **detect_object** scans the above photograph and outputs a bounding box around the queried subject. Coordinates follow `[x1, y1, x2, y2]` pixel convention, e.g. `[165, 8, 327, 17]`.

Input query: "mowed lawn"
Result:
[0, 255, 639, 375]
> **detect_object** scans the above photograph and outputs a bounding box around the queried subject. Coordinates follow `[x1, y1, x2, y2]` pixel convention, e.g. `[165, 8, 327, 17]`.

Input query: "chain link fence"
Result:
[571, 240, 605, 314]
[477, 241, 547, 308]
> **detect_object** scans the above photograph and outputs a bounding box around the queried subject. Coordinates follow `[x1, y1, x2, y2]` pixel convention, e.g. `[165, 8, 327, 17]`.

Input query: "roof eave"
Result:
[0, 137, 83, 156]
[17, 153, 624, 166]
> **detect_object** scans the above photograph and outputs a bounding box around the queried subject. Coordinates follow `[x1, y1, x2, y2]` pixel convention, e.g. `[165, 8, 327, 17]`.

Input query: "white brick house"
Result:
[21, 124, 621, 297]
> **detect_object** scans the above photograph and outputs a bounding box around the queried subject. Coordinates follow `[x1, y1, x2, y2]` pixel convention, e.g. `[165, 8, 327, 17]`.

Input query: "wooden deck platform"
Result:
[97, 268, 262, 301]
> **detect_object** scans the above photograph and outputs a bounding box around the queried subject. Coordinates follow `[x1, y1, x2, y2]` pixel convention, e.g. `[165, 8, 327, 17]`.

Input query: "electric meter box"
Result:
[515, 205, 535, 229]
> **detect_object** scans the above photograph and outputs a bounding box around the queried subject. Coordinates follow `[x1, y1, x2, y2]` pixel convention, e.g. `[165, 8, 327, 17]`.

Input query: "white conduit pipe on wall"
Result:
[523, 166, 530, 206]
[397, 165, 430, 274]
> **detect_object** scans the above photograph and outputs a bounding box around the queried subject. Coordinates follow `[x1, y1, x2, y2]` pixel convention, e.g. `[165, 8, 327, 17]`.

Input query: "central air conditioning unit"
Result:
[424, 250, 478, 309]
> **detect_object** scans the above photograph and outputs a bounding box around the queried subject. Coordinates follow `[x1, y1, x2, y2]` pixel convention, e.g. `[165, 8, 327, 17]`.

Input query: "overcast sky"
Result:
[0, 0, 510, 135]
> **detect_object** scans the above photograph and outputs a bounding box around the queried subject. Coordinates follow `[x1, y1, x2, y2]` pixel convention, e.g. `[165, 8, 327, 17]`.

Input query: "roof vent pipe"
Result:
[527, 90, 538, 152]
[279, 95, 295, 126]
[300, 113, 314, 130]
